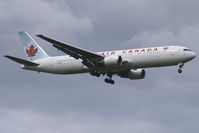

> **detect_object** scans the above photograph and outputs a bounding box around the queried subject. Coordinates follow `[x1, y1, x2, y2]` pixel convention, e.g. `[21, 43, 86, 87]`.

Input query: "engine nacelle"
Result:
[102, 55, 122, 66]
[119, 69, 145, 79]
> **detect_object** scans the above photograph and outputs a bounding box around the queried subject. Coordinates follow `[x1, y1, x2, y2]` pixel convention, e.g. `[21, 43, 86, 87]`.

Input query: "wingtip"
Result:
[4, 55, 9, 58]
[4, 55, 13, 60]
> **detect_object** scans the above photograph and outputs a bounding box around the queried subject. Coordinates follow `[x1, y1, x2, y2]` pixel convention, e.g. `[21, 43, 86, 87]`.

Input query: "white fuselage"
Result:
[22, 46, 196, 74]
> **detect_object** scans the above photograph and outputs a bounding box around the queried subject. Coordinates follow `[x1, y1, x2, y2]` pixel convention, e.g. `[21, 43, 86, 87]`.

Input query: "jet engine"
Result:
[119, 69, 145, 79]
[99, 55, 122, 66]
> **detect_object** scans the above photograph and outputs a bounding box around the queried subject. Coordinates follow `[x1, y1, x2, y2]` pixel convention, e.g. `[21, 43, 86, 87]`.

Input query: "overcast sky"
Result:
[0, 0, 199, 133]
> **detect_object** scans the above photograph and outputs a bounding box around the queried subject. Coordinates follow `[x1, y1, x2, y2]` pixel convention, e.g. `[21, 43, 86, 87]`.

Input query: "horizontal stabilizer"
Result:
[4, 55, 39, 66]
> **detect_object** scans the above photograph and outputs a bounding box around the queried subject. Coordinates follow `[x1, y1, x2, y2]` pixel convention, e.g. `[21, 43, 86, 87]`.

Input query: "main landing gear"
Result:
[178, 63, 184, 73]
[104, 73, 115, 85]
[90, 70, 100, 77]
[90, 70, 115, 85]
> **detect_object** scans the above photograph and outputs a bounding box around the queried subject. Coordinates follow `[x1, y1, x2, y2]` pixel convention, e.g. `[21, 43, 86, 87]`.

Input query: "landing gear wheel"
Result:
[178, 69, 182, 73]
[104, 78, 110, 83]
[96, 73, 100, 77]
[110, 80, 115, 85]
[104, 78, 115, 85]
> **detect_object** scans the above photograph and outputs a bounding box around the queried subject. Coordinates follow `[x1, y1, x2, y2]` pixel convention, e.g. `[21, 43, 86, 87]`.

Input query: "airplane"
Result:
[4, 31, 196, 84]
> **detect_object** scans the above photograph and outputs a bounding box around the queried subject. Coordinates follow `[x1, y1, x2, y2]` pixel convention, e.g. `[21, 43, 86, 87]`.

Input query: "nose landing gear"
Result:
[178, 63, 184, 73]
[178, 69, 182, 73]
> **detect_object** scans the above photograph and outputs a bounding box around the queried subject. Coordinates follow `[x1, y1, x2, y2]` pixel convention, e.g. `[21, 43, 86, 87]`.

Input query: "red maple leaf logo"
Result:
[26, 45, 38, 57]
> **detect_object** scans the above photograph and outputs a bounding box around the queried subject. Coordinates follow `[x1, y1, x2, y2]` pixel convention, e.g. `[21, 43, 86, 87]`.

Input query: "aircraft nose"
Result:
[192, 52, 196, 59]
[184, 51, 196, 61]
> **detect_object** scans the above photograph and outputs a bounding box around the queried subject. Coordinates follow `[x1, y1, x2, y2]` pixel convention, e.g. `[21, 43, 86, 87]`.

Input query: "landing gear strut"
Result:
[90, 70, 115, 85]
[178, 63, 184, 73]
[104, 73, 115, 85]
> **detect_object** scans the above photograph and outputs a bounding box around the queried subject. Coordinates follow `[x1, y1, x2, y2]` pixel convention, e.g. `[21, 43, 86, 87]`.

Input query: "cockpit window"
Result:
[183, 49, 191, 51]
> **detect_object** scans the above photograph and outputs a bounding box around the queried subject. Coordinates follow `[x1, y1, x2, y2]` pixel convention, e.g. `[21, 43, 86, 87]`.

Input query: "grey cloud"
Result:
[66, 0, 199, 49]
[122, 23, 199, 49]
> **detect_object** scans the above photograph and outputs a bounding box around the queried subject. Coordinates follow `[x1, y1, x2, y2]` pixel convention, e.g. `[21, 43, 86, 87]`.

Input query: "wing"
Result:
[36, 34, 104, 69]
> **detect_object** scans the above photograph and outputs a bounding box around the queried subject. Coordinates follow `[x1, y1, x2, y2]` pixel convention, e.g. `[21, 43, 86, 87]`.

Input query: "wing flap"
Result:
[53, 44, 80, 59]
[4, 55, 39, 66]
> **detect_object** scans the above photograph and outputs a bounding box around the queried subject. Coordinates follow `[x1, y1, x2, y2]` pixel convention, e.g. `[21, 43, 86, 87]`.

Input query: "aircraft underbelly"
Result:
[128, 54, 180, 68]
[40, 60, 89, 74]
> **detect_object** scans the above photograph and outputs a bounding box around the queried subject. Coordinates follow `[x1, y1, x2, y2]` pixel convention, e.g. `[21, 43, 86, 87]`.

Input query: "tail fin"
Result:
[18, 31, 49, 61]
